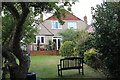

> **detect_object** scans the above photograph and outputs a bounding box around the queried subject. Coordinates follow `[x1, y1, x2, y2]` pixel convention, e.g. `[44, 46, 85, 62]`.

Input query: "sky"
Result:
[43, 0, 103, 25]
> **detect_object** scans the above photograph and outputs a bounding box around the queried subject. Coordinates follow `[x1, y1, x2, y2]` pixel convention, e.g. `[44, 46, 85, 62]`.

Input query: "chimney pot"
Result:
[84, 15, 87, 24]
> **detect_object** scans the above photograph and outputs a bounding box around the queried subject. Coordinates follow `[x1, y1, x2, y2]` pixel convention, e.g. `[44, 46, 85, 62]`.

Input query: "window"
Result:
[41, 37, 44, 43]
[36, 36, 45, 44]
[68, 22, 77, 29]
[52, 21, 62, 29]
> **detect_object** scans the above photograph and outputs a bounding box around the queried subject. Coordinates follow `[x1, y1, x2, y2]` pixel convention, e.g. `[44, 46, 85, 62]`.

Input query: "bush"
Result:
[84, 48, 101, 70]
[45, 40, 52, 50]
[59, 41, 75, 57]
[74, 34, 96, 58]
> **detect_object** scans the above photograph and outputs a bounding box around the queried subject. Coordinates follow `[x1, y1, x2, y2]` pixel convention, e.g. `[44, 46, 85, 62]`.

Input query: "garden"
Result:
[2, 2, 120, 80]
[29, 56, 106, 78]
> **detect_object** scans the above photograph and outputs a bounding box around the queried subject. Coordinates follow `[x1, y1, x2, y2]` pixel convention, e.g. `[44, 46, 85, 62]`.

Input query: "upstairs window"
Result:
[68, 22, 77, 29]
[52, 21, 62, 29]
[36, 36, 45, 44]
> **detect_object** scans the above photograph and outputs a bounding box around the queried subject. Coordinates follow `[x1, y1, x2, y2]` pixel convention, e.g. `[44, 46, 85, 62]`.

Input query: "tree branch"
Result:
[3, 2, 20, 21]
[2, 46, 18, 67]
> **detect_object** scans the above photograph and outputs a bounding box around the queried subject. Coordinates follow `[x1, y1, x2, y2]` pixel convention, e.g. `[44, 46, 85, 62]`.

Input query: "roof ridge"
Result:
[40, 23, 54, 36]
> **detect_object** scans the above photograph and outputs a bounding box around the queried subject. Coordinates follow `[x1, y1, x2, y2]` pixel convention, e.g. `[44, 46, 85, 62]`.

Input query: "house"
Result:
[85, 24, 94, 33]
[28, 10, 89, 51]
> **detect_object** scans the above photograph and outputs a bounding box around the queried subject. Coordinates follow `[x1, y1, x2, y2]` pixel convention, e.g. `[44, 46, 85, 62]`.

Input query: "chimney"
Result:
[40, 14, 43, 23]
[84, 15, 87, 24]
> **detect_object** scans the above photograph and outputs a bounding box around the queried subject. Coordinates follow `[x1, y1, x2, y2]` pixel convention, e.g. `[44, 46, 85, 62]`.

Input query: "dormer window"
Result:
[52, 21, 62, 29]
[68, 22, 77, 29]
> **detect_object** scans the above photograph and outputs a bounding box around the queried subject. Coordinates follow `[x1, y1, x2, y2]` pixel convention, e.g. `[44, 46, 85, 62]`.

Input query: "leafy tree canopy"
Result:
[92, 2, 120, 78]
[2, 2, 75, 79]
[59, 29, 88, 43]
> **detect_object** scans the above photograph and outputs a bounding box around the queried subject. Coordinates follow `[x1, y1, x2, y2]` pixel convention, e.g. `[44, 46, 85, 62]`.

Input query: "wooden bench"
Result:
[57, 57, 84, 77]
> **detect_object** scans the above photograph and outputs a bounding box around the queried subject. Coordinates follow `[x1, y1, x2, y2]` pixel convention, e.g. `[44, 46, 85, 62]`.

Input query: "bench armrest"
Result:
[57, 64, 61, 69]
[57, 64, 61, 67]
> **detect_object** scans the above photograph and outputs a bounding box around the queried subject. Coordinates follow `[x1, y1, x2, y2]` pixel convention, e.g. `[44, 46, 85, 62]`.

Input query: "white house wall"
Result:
[39, 20, 88, 36]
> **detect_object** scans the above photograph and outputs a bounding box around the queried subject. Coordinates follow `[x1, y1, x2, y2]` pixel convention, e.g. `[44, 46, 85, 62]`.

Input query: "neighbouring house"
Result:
[28, 10, 92, 51]
[85, 24, 94, 33]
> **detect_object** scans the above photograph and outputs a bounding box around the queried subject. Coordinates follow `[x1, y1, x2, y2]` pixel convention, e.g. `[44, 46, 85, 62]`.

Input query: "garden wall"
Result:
[30, 50, 60, 56]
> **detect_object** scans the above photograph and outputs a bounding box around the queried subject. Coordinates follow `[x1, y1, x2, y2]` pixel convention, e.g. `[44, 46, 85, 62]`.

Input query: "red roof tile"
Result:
[46, 10, 82, 21]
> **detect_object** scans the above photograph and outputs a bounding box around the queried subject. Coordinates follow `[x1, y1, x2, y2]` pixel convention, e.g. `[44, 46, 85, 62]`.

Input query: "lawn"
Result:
[29, 56, 106, 78]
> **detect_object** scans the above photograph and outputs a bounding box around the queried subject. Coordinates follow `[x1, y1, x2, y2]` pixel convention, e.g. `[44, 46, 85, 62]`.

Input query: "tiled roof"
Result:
[46, 10, 82, 20]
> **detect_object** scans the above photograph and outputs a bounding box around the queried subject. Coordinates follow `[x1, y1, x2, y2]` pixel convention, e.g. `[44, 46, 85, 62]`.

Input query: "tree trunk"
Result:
[2, 3, 30, 80]
[9, 56, 30, 80]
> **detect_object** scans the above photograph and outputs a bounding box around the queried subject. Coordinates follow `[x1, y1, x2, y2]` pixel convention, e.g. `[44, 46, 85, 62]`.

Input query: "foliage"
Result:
[59, 29, 94, 57]
[75, 34, 96, 57]
[84, 48, 101, 70]
[2, 12, 15, 45]
[59, 41, 75, 57]
[73, 47, 78, 57]
[2, 2, 75, 79]
[59, 29, 88, 43]
[2, 7, 38, 46]
[53, 42, 56, 50]
[21, 10, 38, 45]
[45, 40, 53, 50]
[92, 2, 120, 78]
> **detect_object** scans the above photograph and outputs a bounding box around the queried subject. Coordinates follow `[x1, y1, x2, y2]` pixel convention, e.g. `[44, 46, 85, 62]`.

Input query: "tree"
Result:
[76, 33, 96, 54]
[92, 2, 120, 78]
[2, 8, 38, 46]
[59, 29, 88, 43]
[2, 11, 15, 46]
[2, 2, 73, 80]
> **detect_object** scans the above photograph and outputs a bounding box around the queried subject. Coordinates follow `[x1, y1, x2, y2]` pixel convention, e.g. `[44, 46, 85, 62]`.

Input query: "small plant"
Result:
[45, 40, 53, 50]
[53, 42, 56, 50]
[59, 41, 75, 57]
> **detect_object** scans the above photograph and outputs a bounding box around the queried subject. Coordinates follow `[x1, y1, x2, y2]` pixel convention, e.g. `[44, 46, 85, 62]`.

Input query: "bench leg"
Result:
[82, 68, 84, 75]
[61, 70, 62, 77]
[78, 69, 80, 74]
[58, 70, 60, 76]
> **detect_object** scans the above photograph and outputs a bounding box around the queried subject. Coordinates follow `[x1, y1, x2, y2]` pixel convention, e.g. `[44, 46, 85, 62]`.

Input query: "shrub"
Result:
[59, 41, 75, 57]
[75, 34, 96, 58]
[45, 40, 53, 50]
[84, 48, 101, 70]
[73, 47, 79, 57]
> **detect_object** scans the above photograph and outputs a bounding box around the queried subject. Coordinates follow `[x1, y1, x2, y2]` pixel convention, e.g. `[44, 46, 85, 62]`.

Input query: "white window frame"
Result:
[68, 22, 77, 29]
[36, 36, 45, 44]
[52, 21, 62, 29]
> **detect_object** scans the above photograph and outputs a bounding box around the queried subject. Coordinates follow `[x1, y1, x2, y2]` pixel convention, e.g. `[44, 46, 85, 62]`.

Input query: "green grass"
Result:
[29, 56, 106, 78]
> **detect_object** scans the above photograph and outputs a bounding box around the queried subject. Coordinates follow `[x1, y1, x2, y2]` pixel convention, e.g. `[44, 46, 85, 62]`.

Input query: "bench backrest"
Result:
[60, 57, 83, 68]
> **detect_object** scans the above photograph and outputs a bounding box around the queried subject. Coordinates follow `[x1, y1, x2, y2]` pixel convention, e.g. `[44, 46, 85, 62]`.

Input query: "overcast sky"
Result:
[43, 0, 103, 25]
[71, 0, 103, 24]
